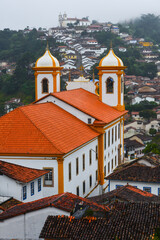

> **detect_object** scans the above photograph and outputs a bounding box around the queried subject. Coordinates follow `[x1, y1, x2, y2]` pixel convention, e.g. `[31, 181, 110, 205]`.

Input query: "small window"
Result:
[83, 181, 85, 194]
[96, 146, 98, 160]
[143, 187, 151, 193]
[112, 159, 113, 170]
[23, 186, 27, 200]
[104, 165, 106, 176]
[31, 182, 34, 196]
[118, 123, 120, 139]
[82, 154, 85, 171]
[76, 186, 79, 196]
[104, 132, 106, 150]
[89, 149, 92, 165]
[115, 156, 117, 166]
[108, 162, 110, 174]
[108, 130, 110, 147]
[42, 78, 49, 93]
[38, 178, 41, 192]
[115, 126, 117, 142]
[106, 77, 114, 93]
[89, 175, 92, 188]
[88, 118, 92, 124]
[44, 168, 54, 187]
[69, 163, 71, 181]
[76, 157, 79, 175]
[112, 128, 114, 144]
[96, 170, 98, 181]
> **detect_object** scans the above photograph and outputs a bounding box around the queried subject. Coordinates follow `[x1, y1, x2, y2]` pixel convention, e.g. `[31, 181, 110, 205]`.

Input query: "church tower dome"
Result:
[99, 48, 124, 67]
[35, 48, 60, 68]
[97, 48, 126, 111]
[33, 45, 63, 101]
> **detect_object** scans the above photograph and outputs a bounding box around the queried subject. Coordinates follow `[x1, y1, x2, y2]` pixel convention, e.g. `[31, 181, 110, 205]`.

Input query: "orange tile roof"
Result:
[50, 89, 127, 124]
[0, 102, 99, 155]
[0, 192, 109, 220]
[0, 160, 49, 183]
[126, 185, 153, 197]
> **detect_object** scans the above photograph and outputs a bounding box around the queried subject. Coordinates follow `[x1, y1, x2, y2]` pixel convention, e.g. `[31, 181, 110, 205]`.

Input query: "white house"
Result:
[106, 162, 160, 196]
[0, 192, 107, 240]
[59, 13, 90, 28]
[0, 160, 49, 202]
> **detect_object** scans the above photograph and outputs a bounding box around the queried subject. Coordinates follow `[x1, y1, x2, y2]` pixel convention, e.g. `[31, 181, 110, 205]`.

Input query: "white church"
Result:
[0, 46, 127, 200]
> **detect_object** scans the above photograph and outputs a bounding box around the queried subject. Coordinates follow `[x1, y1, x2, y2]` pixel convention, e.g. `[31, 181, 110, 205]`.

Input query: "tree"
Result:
[143, 134, 160, 154]
[139, 110, 157, 121]
[149, 128, 157, 136]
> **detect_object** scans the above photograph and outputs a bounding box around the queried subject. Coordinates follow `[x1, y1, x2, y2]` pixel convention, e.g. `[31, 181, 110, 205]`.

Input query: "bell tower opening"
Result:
[106, 77, 114, 93]
[42, 78, 49, 93]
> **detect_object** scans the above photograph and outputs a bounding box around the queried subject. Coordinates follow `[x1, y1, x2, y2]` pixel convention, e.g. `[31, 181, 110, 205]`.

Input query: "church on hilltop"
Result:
[0, 46, 127, 200]
[59, 13, 90, 28]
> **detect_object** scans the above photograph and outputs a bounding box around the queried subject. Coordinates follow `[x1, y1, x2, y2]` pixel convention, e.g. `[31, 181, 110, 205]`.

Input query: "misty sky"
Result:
[1, 0, 160, 30]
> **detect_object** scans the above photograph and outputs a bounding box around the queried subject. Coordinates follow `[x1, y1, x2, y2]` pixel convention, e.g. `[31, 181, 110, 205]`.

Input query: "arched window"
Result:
[106, 77, 114, 93]
[42, 78, 49, 93]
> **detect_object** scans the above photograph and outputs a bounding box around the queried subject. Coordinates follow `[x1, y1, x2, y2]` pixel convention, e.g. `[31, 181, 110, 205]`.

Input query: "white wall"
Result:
[66, 81, 96, 94]
[0, 174, 44, 202]
[0, 175, 22, 201]
[1, 158, 59, 198]
[109, 179, 160, 196]
[38, 95, 95, 124]
[102, 73, 118, 106]
[104, 121, 121, 177]
[37, 73, 53, 100]
[0, 206, 69, 240]
[64, 138, 99, 197]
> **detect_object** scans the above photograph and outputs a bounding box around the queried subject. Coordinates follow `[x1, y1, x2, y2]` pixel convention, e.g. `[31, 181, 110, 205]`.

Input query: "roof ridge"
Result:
[52, 92, 121, 122]
[19, 107, 63, 154]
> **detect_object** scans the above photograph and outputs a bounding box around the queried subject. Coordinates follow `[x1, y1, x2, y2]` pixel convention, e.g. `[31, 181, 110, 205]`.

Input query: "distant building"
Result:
[59, 13, 90, 27]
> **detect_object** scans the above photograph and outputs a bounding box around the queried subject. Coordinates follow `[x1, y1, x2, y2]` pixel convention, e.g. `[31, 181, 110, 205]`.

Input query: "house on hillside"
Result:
[106, 163, 160, 195]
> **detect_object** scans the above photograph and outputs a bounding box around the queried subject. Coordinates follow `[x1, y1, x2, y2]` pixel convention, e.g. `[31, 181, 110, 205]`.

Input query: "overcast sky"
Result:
[1, 0, 160, 30]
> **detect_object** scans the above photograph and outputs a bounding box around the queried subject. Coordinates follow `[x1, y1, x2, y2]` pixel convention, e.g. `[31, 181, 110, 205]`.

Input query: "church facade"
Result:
[0, 47, 127, 200]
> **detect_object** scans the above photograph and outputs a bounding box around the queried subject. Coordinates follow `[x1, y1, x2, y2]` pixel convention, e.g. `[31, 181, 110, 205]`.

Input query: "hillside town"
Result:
[0, 12, 160, 240]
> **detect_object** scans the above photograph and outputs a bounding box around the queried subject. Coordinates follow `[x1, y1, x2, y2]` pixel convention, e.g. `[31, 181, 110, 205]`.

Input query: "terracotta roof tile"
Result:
[0, 102, 99, 155]
[0, 197, 21, 210]
[106, 164, 160, 183]
[52, 89, 127, 123]
[0, 192, 109, 220]
[40, 203, 160, 239]
[89, 185, 160, 204]
[0, 160, 49, 183]
[35, 89, 127, 124]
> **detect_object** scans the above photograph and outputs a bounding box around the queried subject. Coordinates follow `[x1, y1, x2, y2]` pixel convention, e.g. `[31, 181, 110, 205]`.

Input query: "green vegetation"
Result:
[143, 134, 160, 155]
[93, 14, 160, 79]
[139, 109, 157, 121]
[149, 128, 157, 136]
[0, 29, 59, 114]
[126, 100, 158, 112]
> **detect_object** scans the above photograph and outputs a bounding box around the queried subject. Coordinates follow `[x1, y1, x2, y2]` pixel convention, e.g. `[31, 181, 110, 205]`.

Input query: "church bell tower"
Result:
[97, 48, 127, 111]
[33, 45, 63, 101]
